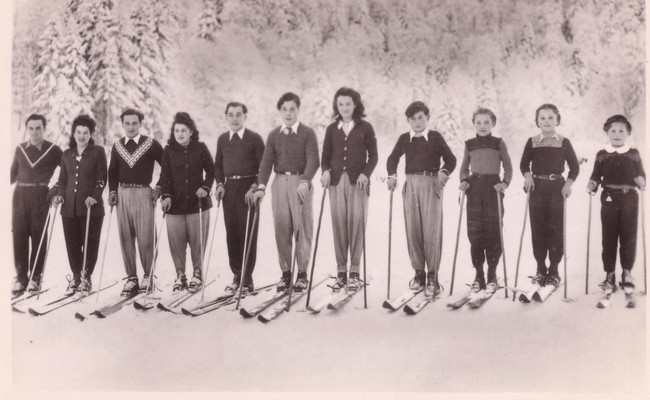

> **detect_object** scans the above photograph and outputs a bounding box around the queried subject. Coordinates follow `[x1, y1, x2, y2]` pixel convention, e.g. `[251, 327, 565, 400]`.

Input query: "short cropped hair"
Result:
[276, 92, 301, 110]
[603, 114, 632, 134]
[168, 112, 200, 145]
[120, 108, 145, 123]
[472, 108, 497, 125]
[535, 103, 561, 127]
[225, 102, 248, 115]
[69, 114, 97, 149]
[405, 101, 430, 119]
[25, 113, 47, 129]
[332, 87, 366, 122]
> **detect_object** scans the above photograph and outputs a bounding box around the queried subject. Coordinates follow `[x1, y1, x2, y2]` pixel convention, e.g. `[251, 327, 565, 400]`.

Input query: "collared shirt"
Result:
[26, 141, 45, 151]
[281, 121, 300, 135]
[229, 127, 246, 141]
[605, 144, 631, 154]
[534, 132, 562, 147]
[409, 130, 428, 142]
[337, 120, 355, 136]
[125, 133, 142, 146]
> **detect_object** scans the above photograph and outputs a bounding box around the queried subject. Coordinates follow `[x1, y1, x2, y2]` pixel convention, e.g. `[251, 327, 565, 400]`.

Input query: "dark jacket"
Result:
[321, 119, 378, 185]
[56, 144, 107, 217]
[159, 140, 214, 214]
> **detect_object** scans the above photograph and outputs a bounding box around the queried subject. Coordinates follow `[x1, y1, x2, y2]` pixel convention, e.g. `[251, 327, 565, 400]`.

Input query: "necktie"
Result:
[284, 127, 293, 135]
[232, 132, 240, 141]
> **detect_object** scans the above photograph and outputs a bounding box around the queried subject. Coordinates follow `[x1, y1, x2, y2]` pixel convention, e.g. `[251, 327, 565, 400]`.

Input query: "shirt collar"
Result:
[605, 144, 631, 154]
[410, 130, 428, 142]
[125, 133, 142, 145]
[281, 121, 300, 134]
[337, 120, 355, 133]
[476, 133, 493, 139]
[230, 127, 245, 140]
[26, 141, 45, 151]
[537, 132, 561, 141]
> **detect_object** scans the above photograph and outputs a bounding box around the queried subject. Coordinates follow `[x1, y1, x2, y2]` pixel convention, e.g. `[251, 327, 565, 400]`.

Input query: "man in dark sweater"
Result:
[520, 103, 580, 286]
[386, 101, 456, 297]
[108, 108, 164, 296]
[214, 102, 265, 294]
[10, 114, 62, 295]
[252, 92, 320, 292]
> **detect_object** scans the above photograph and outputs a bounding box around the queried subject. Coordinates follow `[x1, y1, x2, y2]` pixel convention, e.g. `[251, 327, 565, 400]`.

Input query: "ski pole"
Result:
[143, 210, 166, 305]
[79, 204, 92, 302]
[387, 189, 393, 299]
[36, 206, 58, 300]
[305, 189, 327, 308]
[585, 193, 594, 294]
[449, 191, 465, 296]
[361, 185, 369, 309]
[563, 196, 568, 299]
[641, 191, 647, 295]
[286, 201, 303, 312]
[201, 198, 220, 301]
[512, 192, 529, 302]
[198, 197, 205, 294]
[96, 205, 114, 302]
[234, 205, 252, 310]
[496, 190, 508, 298]
[27, 204, 52, 291]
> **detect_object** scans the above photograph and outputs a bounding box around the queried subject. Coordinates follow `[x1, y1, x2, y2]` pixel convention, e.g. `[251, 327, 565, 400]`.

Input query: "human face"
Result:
[122, 115, 141, 138]
[74, 125, 91, 149]
[226, 106, 247, 132]
[26, 120, 45, 146]
[279, 101, 299, 127]
[537, 109, 558, 135]
[174, 123, 191, 146]
[473, 114, 493, 136]
[606, 122, 629, 148]
[407, 111, 429, 133]
[336, 96, 355, 122]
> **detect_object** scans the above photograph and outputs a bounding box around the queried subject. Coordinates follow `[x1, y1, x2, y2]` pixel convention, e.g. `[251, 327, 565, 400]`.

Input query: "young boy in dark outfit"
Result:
[587, 115, 645, 292]
[520, 104, 580, 286]
[459, 108, 513, 293]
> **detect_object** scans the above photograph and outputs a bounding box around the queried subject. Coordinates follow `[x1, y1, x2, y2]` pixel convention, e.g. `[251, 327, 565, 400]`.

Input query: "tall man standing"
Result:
[253, 93, 320, 291]
[108, 109, 163, 296]
[11, 114, 62, 295]
[214, 102, 265, 294]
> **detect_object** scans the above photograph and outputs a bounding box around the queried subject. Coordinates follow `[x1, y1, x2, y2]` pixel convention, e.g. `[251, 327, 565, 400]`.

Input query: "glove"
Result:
[253, 188, 266, 204]
[84, 196, 98, 208]
[214, 185, 225, 201]
[634, 176, 646, 191]
[561, 180, 572, 198]
[387, 176, 398, 191]
[245, 187, 256, 207]
[459, 181, 470, 191]
[296, 181, 310, 203]
[356, 173, 369, 191]
[47, 187, 57, 205]
[53, 195, 64, 205]
[493, 182, 508, 193]
[523, 173, 535, 193]
[151, 186, 161, 202]
[196, 187, 209, 198]
[161, 197, 172, 213]
[320, 170, 331, 188]
[108, 192, 118, 206]
[586, 180, 598, 194]
[437, 171, 449, 188]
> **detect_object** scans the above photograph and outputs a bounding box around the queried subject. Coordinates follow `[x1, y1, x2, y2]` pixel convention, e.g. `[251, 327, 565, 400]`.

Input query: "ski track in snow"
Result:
[12, 167, 647, 393]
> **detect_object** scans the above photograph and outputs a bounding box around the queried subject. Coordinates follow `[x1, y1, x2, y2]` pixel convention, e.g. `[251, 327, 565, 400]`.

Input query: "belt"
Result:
[604, 186, 637, 194]
[407, 171, 437, 177]
[16, 182, 48, 187]
[275, 170, 303, 175]
[471, 173, 499, 179]
[226, 174, 257, 180]
[534, 174, 563, 181]
[119, 183, 149, 188]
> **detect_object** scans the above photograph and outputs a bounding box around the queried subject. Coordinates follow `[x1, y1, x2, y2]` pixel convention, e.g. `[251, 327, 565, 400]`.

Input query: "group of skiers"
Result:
[11, 88, 646, 305]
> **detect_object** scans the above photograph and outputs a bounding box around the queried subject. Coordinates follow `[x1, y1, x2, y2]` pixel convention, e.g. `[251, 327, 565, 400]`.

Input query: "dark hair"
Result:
[276, 92, 301, 110]
[120, 108, 145, 123]
[25, 114, 47, 129]
[603, 114, 632, 134]
[535, 103, 561, 127]
[168, 112, 199, 145]
[225, 102, 248, 115]
[405, 101, 430, 119]
[472, 107, 497, 125]
[332, 87, 366, 122]
[69, 114, 97, 149]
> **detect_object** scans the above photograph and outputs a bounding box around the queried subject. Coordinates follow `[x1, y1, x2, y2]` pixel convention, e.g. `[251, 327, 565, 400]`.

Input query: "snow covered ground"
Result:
[10, 155, 648, 397]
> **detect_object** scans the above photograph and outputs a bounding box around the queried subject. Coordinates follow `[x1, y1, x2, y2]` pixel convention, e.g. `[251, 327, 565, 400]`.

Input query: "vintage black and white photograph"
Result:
[6, 0, 647, 398]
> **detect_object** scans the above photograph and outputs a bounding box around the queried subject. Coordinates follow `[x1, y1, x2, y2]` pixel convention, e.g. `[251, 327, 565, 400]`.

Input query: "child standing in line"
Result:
[587, 115, 645, 292]
[458, 108, 513, 293]
[520, 103, 580, 287]
[386, 101, 456, 297]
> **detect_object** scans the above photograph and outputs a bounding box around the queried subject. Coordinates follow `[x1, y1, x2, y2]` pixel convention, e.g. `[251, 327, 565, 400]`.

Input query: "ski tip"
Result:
[403, 306, 415, 315]
[382, 301, 392, 309]
[257, 315, 270, 323]
[180, 308, 193, 316]
[75, 312, 86, 321]
[27, 308, 40, 316]
[239, 309, 253, 318]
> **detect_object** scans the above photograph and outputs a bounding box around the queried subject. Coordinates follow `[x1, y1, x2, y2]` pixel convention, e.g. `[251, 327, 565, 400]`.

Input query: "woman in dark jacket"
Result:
[54, 115, 107, 294]
[160, 112, 214, 292]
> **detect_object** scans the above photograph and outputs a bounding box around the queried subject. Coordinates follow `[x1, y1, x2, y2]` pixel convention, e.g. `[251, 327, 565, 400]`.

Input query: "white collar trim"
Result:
[605, 144, 631, 154]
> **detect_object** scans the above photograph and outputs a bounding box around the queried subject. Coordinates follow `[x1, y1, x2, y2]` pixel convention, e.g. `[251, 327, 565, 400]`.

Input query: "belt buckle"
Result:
[550, 174, 560, 181]
[286, 172, 293, 175]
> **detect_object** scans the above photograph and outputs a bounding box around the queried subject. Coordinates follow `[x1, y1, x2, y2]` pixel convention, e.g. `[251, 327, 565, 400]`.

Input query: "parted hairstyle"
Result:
[168, 112, 200, 145]
[603, 114, 632, 134]
[25, 113, 47, 129]
[69, 114, 97, 149]
[535, 103, 561, 127]
[120, 108, 145, 123]
[472, 107, 497, 125]
[225, 102, 248, 115]
[405, 101, 430, 119]
[332, 87, 366, 122]
[277, 92, 301, 110]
